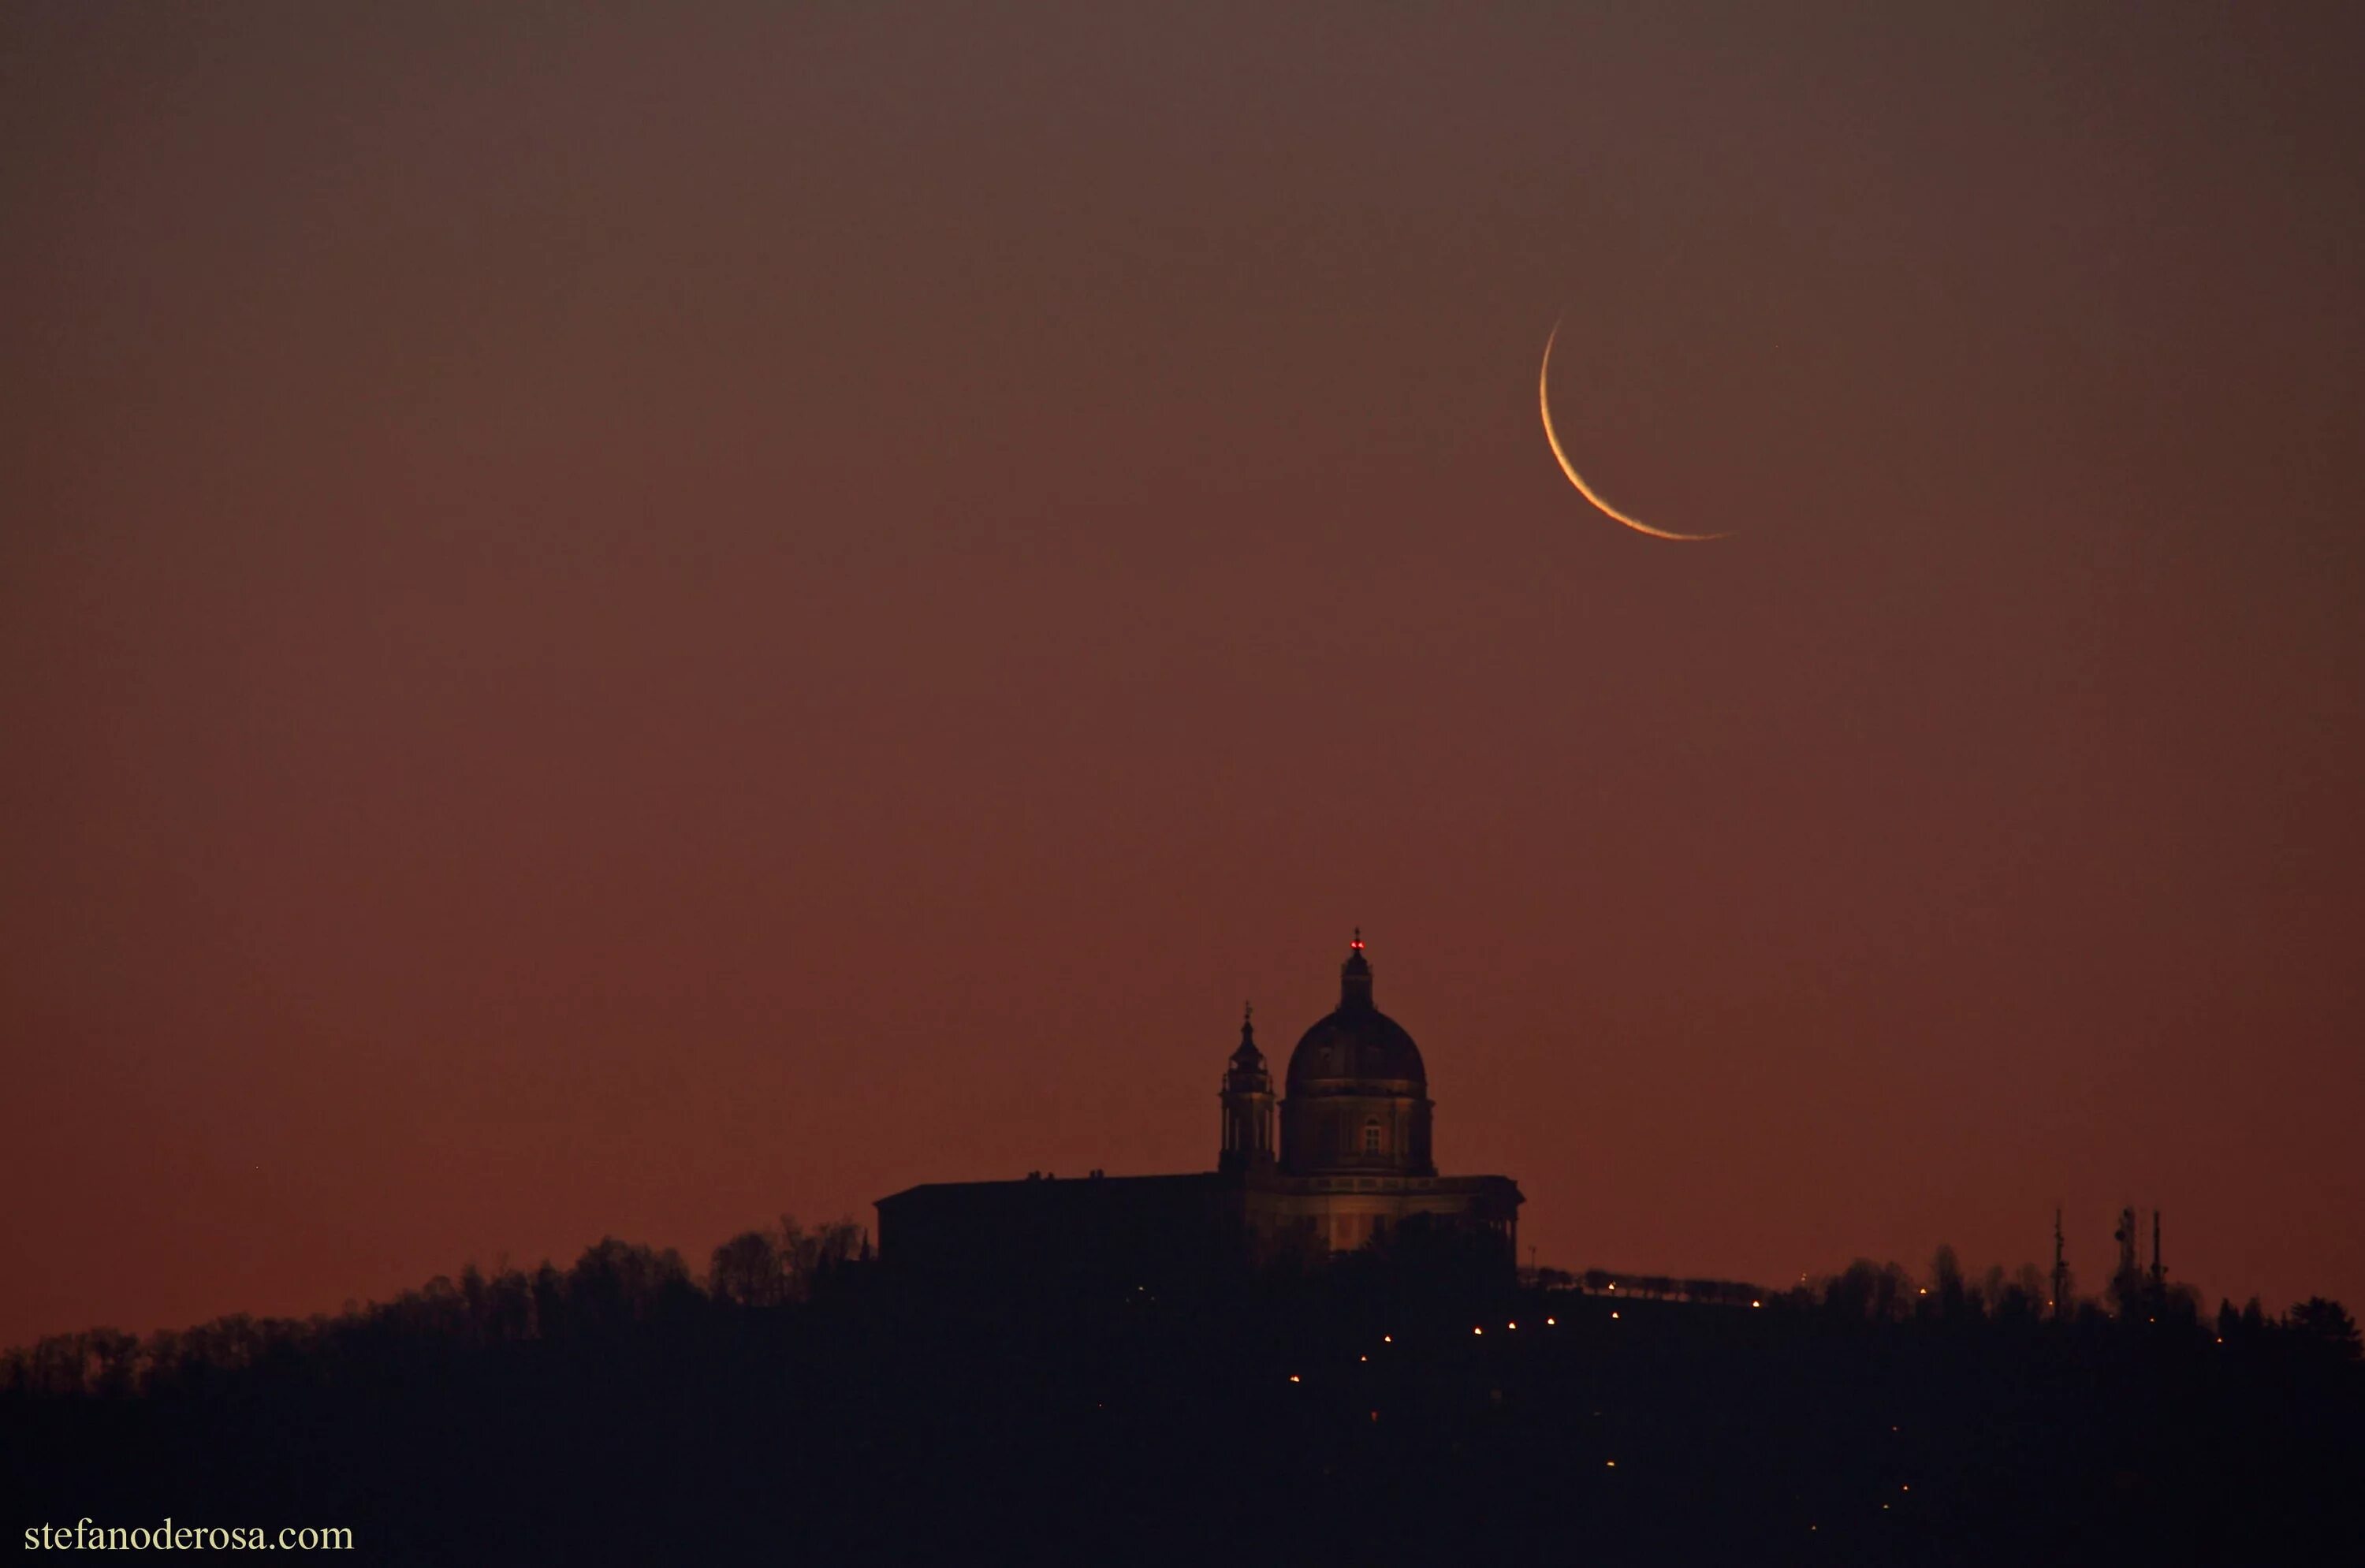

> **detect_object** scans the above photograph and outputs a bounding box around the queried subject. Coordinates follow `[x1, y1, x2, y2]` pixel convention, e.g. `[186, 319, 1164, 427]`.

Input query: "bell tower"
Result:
[1217, 1004, 1276, 1175]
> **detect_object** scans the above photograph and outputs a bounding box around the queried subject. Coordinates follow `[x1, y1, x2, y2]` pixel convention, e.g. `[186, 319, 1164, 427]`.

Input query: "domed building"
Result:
[1275, 935, 1433, 1176]
[1225, 935, 1518, 1257]
[878, 937, 1523, 1283]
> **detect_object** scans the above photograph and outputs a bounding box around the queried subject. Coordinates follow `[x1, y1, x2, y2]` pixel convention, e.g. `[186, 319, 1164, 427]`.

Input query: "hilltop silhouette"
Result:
[6, 1220, 2360, 1563]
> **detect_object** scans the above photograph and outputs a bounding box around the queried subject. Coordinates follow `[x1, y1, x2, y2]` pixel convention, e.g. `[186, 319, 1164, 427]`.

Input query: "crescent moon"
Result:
[1540, 319, 1729, 542]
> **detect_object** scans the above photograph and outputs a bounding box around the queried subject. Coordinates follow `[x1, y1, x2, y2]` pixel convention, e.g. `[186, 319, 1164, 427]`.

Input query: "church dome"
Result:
[1286, 937, 1427, 1093]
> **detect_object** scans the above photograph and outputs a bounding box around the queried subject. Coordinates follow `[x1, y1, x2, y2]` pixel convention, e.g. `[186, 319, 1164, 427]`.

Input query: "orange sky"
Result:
[3, 1, 2360, 1348]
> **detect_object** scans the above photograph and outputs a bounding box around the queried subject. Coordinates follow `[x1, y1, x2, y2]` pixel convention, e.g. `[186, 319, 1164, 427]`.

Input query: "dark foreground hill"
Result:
[6, 1244, 2360, 1564]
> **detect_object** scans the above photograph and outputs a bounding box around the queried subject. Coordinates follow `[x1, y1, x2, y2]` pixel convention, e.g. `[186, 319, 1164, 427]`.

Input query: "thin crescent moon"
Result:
[1540, 319, 1729, 542]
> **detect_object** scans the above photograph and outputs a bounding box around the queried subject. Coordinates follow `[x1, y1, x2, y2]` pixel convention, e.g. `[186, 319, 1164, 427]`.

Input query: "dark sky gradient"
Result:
[4, 2, 2360, 1347]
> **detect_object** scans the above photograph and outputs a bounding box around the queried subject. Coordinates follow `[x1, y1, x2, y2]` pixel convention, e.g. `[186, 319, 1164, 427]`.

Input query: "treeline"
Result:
[5, 1224, 2360, 1559]
[6, 1223, 2359, 1402]
[1791, 1246, 2360, 1363]
[0, 1216, 868, 1400]
[1541, 1242, 2363, 1361]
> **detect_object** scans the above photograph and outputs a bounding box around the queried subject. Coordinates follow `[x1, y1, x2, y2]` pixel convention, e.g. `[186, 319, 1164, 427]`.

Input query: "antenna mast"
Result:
[2051, 1207, 2069, 1320]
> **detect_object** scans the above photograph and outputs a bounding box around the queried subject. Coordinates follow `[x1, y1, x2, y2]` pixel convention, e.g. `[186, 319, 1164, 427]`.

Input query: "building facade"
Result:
[877, 938, 1521, 1283]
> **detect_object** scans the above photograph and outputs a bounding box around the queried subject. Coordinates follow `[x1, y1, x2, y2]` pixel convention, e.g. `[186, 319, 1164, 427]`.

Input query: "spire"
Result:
[1231, 1001, 1263, 1067]
[1340, 929, 1373, 1011]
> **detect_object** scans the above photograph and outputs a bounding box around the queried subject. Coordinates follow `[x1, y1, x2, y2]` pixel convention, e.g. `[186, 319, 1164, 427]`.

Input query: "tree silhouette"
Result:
[710, 1229, 784, 1308]
[564, 1238, 695, 1332]
[1823, 1259, 1912, 1323]
[1927, 1245, 1970, 1322]
[2285, 1297, 2362, 1361]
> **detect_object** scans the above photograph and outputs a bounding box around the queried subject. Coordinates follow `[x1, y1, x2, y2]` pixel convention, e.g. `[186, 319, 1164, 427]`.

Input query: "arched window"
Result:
[1362, 1119, 1382, 1154]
